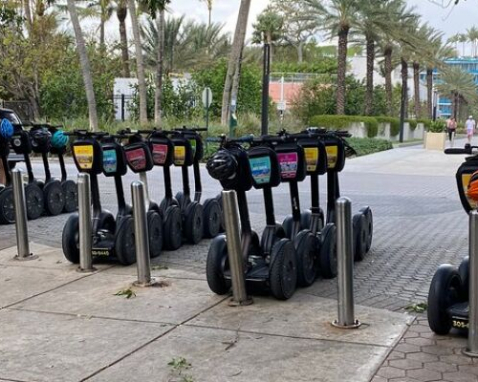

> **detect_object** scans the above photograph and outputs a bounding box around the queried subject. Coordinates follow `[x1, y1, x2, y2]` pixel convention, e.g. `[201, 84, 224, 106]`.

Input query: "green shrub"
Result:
[406, 119, 418, 130]
[417, 119, 432, 128]
[309, 115, 378, 138]
[375, 116, 400, 136]
[428, 120, 446, 133]
[346, 137, 393, 156]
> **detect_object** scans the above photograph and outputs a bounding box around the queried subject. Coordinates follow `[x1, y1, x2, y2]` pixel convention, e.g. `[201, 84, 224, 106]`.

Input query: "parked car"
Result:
[0, 108, 24, 168]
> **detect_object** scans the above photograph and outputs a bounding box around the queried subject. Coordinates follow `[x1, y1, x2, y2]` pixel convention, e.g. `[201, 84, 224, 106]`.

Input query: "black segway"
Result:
[0, 118, 15, 224]
[428, 144, 478, 334]
[122, 131, 163, 258]
[47, 125, 78, 213]
[206, 136, 297, 300]
[10, 128, 44, 220]
[175, 127, 222, 238]
[62, 130, 136, 265]
[170, 131, 204, 244]
[29, 127, 65, 216]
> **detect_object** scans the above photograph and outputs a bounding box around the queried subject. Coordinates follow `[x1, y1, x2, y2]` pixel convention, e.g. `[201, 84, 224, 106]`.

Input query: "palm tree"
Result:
[199, 0, 213, 26]
[66, 0, 99, 131]
[221, 0, 251, 126]
[154, 0, 170, 125]
[458, 33, 467, 56]
[447, 33, 460, 57]
[116, 0, 130, 77]
[467, 26, 478, 57]
[252, 7, 283, 64]
[305, 0, 362, 115]
[128, 0, 148, 124]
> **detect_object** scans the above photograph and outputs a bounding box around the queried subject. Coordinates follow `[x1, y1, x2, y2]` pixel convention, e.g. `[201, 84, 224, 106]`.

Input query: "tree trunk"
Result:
[413, 61, 420, 118]
[117, 3, 130, 77]
[297, 41, 303, 63]
[230, 44, 245, 121]
[426, 68, 433, 120]
[384, 46, 393, 116]
[128, 0, 148, 125]
[208, 4, 212, 26]
[401, 58, 408, 119]
[66, 0, 99, 131]
[100, 19, 105, 50]
[24, 0, 32, 28]
[221, 0, 251, 126]
[154, 9, 165, 126]
[364, 35, 374, 116]
[336, 26, 349, 115]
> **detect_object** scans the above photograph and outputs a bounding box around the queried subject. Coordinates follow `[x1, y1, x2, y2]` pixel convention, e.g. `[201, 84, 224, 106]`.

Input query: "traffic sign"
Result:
[202, 87, 213, 109]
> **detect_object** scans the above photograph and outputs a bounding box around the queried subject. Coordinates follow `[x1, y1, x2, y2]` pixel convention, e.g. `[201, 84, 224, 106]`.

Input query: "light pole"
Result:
[432, 86, 438, 122]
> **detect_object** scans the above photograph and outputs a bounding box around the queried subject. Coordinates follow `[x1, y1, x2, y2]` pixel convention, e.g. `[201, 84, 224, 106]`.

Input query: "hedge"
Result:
[417, 119, 432, 128]
[376, 116, 400, 136]
[309, 115, 378, 138]
[405, 119, 418, 130]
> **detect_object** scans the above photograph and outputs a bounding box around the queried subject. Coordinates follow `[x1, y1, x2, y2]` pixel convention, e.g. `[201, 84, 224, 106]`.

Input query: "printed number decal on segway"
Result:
[103, 149, 118, 174]
[74, 145, 94, 170]
[92, 249, 110, 256]
[174, 146, 186, 165]
[277, 153, 298, 179]
[125, 148, 147, 171]
[326, 146, 338, 169]
[152, 144, 168, 165]
[452, 319, 469, 329]
[249, 156, 272, 185]
[304, 148, 318, 172]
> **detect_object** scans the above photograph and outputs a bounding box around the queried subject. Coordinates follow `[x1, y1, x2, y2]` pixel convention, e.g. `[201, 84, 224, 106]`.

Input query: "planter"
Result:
[424, 132, 446, 151]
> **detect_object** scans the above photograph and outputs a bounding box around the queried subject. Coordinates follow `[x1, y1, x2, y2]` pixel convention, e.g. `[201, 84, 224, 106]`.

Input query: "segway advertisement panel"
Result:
[149, 135, 174, 167]
[247, 146, 280, 189]
[298, 139, 327, 175]
[250, 156, 272, 185]
[275, 143, 306, 182]
[124, 142, 154, 173]
[172, 137, 194, 167]
[72, 140, 103, 174]
[101, 142, 127, 177]
[323, 138, 345, 171]
[456, 160, 478, 213]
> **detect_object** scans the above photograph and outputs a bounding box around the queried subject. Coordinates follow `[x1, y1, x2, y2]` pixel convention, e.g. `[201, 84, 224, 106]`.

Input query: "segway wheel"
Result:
[203, 198, 222, 238]
[360, 207, 373, 252]
[428, 265, 463, 335]
[353, 214, 368, 262]
[282, 215, 294, 239]
[115, 216, 136, 265]
[206, 235, 230, 295]
[62, 180, 78, 213]
[0, 188, 15, 224]
[25, 183, 44, 220]
[320, 224, 337, 279]
[215, 193, 225, 232]
[459, 257, 469, 301]
[62, 214, 80, 264]
[175, 192, 191, 210]
[44, 181, 65, 216]
[147, 211, 163, 258]
[300, 210, 311, 230]
[184, 202, 203, 244]
[269, 239, 297, 300]
[294, 230, 319, 287]
[163, 206, 183, 250]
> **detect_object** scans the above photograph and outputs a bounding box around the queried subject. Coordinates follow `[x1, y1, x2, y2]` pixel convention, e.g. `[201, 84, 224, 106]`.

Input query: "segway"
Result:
[147, 130, 183, 250]
[322, 130, 373, 261]
[47, 125, 78, 213]
[427, 144, 478, 334]
[170, 131, 204, 244]
[62, 130, 136, 265]
[29, 126, 65, 216]
[10, 128, 44, 220]
[0, 118, 15, 224]
[175, 127, 222, 238]
[206, 136, 298, 300]
[122, 131, 163, 258]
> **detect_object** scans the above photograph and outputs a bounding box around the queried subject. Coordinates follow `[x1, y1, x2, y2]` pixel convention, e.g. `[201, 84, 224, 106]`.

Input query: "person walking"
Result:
[466, 115, 476, 144]
[447, 117, 457, 147]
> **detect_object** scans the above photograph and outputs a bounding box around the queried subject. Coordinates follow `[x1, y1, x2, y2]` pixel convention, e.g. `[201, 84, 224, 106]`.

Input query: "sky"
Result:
[97, 0, 478, 44]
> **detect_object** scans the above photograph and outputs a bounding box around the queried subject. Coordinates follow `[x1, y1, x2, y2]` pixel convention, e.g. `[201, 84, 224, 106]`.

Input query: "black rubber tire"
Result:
[353, 214, 368, 262]
[175, 191, 191, 211]
[98, 211, 116, 233]
[147, 211, 163, 258]
[163, 206, 183, 250]
[62, 214, 80, 264]
[269, 239, 297, 300]
[320, 224, 337, 279]
[294, 230, 319, 287]
[282, 215, 294, 239]
[37, 180, 44, 190]
[361, 207, 373, 252]
[459, 257, 469, 301]
[428, 265, 463, 335]
[0, 188, 15, 224]
[206, 235, 230, 295]
[184, 202, 203, 244]
[44, 181, 65, 216]
[215, 193, 225, 232]
[62, 180, 78, 213]
[25, 183, 44, 220]
[203, 198, 222, 238]
[300, 210, 312, 230]
[115, 216, 136, 265]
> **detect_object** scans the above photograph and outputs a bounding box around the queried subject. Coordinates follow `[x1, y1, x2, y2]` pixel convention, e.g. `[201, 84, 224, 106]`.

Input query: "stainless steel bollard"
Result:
[222, 190, 252, 306]
[12, 169, 35, 260]
[78, 174, 94, 272]
[332, 197, 360, 329]
[465, 211, 478, 357]
[131, 181, 154, 287]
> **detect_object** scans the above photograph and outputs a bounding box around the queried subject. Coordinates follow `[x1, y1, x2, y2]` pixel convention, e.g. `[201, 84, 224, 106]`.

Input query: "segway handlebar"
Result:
[206, 135, 255, 144]
[445, 146, 478, 155]
[64, 130, 108, 138]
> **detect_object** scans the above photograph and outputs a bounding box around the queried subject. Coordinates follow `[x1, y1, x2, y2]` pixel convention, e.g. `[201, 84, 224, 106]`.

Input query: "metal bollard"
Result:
[12, 169, 35, 260]
[78, 174, 94, 272]
[131, 181, 154, 287]
[222, 190, 252, 306]
[332, 197, 360, 329]
[465, 211, 478, 357]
